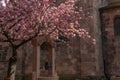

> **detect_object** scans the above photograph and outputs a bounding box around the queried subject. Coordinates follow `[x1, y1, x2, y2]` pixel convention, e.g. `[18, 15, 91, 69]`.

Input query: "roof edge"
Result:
[99, 3, 120, 11]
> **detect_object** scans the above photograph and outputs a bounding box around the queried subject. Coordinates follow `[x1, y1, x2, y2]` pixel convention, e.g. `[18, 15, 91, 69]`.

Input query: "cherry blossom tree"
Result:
[0, 0, 94, 80]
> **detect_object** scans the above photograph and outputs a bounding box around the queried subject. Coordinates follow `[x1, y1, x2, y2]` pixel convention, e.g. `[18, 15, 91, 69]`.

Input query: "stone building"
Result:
[0, 0, 120, 80]
[100, 0, 120, 78]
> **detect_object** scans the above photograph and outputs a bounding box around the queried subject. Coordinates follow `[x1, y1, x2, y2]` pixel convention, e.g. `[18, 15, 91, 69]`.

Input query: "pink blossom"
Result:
[0, 0, 95, 45]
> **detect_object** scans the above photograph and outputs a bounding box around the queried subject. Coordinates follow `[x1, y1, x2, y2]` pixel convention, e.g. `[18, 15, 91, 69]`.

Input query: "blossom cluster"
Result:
[0, 0, 95, 44]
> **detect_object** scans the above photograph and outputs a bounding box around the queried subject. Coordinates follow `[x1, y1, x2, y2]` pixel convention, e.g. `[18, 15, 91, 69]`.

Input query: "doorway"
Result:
[40, 42, 53, 77]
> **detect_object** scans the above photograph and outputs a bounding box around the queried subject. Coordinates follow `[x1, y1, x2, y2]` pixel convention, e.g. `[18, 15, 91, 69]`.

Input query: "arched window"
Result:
[114, 17, 120, 36]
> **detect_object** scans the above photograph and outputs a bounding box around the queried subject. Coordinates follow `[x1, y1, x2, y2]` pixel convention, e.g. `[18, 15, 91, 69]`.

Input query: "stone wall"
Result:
[101, 7, 120, 76]
[107, 0, 120, 4]
[0, 43, 10, 80]
[55, 0, 102, 76]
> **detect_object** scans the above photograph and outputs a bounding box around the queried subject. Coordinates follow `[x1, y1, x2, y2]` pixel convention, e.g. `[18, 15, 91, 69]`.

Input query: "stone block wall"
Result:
[55, 0, 103, 77]
[0, 62, 8, 80]
[108, 0, 120, 4]
[101, 7, 120, 76]
[55, 37, 97, 76]
[0, 43, 10, 80]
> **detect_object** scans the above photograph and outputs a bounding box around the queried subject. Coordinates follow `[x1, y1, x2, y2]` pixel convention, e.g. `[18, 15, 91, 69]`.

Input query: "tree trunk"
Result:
[6, 49, 17, 80]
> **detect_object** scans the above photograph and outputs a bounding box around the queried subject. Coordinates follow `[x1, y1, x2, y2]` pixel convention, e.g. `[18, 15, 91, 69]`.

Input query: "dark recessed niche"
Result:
[40, 42, 51, 51]
[114, 17, 120, 36]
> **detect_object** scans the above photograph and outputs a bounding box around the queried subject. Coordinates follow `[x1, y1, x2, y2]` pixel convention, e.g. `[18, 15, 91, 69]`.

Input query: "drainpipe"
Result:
[99, 8, 110, 80]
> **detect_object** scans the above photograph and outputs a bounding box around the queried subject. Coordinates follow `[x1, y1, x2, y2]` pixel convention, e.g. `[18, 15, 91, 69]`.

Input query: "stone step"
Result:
[38, 76, 59, 80]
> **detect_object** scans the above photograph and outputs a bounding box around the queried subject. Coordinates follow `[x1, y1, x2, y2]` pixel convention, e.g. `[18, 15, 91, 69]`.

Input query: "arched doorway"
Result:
[40, 42, 53, 77]
[31, 37, 58, 80]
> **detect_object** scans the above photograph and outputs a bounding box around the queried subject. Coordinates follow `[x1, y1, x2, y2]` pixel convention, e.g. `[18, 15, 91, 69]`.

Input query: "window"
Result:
[114, 17, 120, 36]
[0, 51, 6, 61]
[0, 45, 7, 61]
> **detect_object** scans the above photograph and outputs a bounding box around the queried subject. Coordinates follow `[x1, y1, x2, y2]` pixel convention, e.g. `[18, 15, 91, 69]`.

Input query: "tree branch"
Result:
[8, 18, 23, 30]
[16, 32, 38, 49]
[3, 31, 15, 47]
[15, 24, 41, 49]
[0, 39, 9, 42]
[46, 27, 57, 36]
